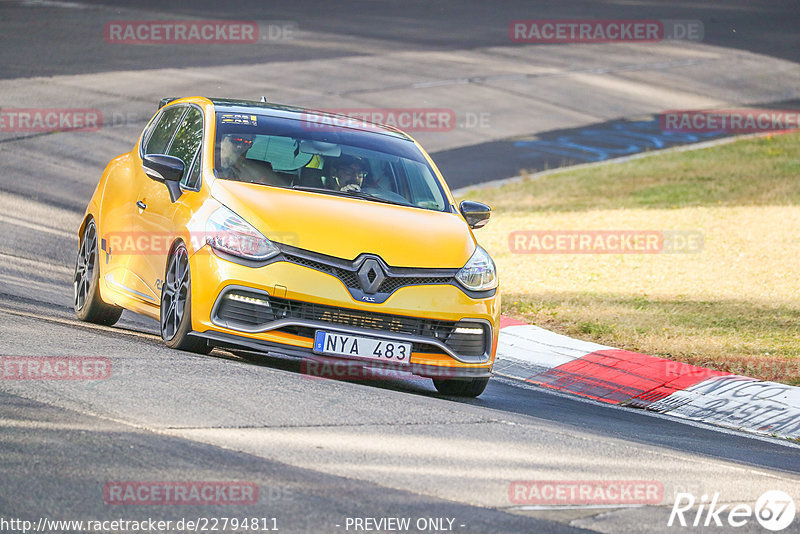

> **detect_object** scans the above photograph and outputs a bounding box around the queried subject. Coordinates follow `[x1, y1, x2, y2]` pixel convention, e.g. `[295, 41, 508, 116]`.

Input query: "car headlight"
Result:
[455, 246, 497, 291]
[206, 206, 279, 261]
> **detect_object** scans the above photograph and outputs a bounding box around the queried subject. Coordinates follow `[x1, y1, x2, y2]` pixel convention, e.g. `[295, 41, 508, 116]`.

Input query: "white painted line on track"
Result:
[0, 251, 73, 275]
[0, 305, 159, 341]
[0, 272, 68, 296]
[0, 214, 75, 239]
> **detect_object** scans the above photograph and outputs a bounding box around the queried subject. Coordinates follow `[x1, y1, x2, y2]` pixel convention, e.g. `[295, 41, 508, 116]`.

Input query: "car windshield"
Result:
[214, 110, 448, 212]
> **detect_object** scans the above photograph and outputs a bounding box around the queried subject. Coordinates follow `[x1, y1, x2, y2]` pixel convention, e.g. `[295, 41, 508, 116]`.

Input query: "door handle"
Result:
[136, 200, 147, 210]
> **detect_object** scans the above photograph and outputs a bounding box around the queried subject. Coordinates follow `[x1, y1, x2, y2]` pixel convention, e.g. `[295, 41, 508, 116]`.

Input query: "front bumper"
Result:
[189, 248, 500, 378]
[193, 330, 493, 379]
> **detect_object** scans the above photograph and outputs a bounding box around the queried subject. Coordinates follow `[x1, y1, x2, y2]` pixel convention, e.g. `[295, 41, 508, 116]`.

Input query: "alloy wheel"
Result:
[161, 246, 189, 341]
[74, 221, 97, 311]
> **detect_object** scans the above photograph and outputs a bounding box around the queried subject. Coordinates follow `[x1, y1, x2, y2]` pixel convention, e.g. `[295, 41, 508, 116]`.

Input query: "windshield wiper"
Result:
[345, 190, 411, 207]
[291, 185, 351, 197]
[291, 185, 410, 207]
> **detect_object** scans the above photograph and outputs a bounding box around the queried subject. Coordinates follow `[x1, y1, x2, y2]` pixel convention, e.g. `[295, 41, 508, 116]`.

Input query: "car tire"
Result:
[160, 242, 212, 354]
[432, 376, 490, 397]
[74, 219, 123, 326]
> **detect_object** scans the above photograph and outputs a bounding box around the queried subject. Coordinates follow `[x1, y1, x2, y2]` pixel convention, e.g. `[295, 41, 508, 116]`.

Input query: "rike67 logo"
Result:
[669, 490, 795, 531]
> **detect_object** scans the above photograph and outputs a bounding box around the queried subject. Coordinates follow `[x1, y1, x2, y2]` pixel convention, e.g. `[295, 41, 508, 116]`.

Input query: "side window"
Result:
[183, 148, 202, 190]
[167, 107, 203, 168]
[144, 106, 186, 155]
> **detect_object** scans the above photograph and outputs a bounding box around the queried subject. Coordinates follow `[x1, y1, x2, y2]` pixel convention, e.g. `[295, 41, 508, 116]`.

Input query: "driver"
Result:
[219, 134, 288, 186]
[327, 155, 368, 192]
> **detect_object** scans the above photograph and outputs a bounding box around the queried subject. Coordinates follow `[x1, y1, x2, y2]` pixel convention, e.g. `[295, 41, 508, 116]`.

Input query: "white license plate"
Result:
[313, 331, 411, 365]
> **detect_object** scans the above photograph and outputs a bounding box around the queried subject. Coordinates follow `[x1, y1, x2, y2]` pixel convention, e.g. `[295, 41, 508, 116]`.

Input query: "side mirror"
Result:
[143, 154, 184, 202]
[459, 200, 491, 229]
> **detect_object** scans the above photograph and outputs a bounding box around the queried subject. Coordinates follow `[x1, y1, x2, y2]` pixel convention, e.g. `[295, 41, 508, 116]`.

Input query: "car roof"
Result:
[202, 97, 414, 141]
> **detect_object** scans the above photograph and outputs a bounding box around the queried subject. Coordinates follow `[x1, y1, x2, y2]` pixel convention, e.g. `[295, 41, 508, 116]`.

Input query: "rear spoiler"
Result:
[158, 97, 180, 110]
[159, 96, 269, 110]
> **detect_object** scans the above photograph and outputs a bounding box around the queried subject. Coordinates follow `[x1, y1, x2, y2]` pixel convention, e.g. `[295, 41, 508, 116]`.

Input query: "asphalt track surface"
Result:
[1, 1, 800, 533]
[2, 0, 799, 78]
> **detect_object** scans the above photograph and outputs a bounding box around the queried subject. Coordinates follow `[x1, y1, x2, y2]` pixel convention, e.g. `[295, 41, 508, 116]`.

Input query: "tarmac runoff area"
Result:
[2, 38, 800, 160]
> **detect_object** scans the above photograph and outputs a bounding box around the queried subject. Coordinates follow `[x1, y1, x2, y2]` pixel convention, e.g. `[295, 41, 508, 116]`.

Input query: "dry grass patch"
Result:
[458, 133, 800, 384]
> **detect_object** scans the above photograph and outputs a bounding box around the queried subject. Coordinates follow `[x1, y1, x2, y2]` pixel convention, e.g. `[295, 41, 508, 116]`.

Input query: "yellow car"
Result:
[74, 96, 499, 396]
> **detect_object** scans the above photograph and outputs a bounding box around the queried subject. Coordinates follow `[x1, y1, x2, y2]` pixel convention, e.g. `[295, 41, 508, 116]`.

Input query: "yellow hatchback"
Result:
[74, 97, 499, 396]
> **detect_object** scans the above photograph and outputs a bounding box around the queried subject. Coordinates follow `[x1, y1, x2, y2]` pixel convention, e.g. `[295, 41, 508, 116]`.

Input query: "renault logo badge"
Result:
[357, 258, 385, 294]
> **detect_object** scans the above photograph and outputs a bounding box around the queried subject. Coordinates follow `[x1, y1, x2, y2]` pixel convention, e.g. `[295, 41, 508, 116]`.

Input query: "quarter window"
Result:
[144, 106, 186, 155]
[183, 148, 203, 190]
[167, 107, 203, 168]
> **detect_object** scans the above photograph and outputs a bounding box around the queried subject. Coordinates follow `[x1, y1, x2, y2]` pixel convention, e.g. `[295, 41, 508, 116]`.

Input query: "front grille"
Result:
[379, 275, 451, 294]
[213, 289, 488, 358]
[282, 252, 453, 295]
[269, 296, 456, 338]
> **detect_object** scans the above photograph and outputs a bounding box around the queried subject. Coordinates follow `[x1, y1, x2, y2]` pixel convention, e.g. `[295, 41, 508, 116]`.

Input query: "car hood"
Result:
[210, 180, 475, 268]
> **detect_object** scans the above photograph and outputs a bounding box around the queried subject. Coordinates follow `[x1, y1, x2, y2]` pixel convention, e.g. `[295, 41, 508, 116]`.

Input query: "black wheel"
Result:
[432, 377, 490, 397]
[74, 219, 123, 325]
[160, 243, 211, 354]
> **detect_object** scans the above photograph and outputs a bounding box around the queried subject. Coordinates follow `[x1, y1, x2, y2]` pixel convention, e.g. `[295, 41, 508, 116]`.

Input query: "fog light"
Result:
[227, 293, 270, 307]
[453, 326, 483, 335]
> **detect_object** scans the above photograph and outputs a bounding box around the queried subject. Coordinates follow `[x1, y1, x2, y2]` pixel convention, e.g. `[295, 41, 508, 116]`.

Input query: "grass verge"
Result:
[459, 133, 800, 385]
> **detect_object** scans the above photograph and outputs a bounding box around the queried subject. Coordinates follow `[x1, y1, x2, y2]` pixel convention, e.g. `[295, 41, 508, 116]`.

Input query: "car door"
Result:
[97, 152, 140, 298]
[120, 104, 188, 305]
[96, 107, 178, 303]
[130, 105, 204, 303]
